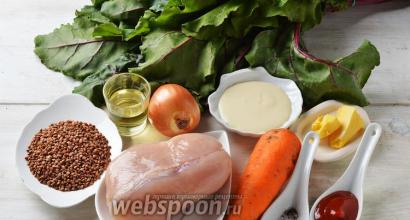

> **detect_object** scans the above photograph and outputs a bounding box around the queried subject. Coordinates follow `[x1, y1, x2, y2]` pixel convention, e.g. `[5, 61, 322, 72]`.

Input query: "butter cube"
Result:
[311, 114, 342, 139]
[329, 106, 364, 148]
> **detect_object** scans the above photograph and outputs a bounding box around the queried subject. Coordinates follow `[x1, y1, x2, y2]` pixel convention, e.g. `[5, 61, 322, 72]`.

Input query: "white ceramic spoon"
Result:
[261, 131, 320, 220]
[310, 123, 382, 220]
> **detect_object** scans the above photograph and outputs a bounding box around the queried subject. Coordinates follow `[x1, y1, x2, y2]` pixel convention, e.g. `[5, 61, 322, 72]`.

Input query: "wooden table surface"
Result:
[1, 0, 410, 219]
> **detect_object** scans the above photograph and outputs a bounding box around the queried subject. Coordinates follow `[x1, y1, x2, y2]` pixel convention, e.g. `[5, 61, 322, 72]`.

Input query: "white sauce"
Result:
[218, 81, 291, 134]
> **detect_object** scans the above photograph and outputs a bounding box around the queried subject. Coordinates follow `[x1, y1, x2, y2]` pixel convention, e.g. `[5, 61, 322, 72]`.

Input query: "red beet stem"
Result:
[293, 24, 337, 67]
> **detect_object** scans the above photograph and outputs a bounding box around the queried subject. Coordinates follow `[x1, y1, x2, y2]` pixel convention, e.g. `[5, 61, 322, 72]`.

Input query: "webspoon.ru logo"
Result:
[108, 194, 242, 219]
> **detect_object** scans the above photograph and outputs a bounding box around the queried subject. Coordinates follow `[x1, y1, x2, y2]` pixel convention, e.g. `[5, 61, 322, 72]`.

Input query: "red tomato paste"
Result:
[314, 191, 359, 220]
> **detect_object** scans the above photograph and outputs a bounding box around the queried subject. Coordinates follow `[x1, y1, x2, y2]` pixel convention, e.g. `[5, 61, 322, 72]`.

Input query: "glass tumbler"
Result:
[103, 73, 151, 136]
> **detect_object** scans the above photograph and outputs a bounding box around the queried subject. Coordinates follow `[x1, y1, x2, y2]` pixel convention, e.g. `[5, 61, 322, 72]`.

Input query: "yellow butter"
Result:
[311, 114, 341, 139]
[329, 106, 364, 148]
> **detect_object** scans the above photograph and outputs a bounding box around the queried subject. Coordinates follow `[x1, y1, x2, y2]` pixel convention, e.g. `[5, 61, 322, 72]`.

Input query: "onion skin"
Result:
[148, 84, 201, 137]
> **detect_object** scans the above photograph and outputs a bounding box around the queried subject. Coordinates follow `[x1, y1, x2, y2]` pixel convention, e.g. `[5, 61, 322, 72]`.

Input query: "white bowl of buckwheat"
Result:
[15, 94, 122, 208]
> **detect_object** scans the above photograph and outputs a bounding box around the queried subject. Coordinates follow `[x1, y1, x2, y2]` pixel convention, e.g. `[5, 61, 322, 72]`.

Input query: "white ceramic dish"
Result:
[310, 123, 382, 220]
[15, 94, 123, 208]
[291, 100, 370, 163]
[208, 67, 303, 137]
[95, 130, 232, 220]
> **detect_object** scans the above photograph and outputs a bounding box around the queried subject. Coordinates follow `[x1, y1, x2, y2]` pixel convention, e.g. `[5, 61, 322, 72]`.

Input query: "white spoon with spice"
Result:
[310, 123, 382, 220]
[261, 131, 320, 220]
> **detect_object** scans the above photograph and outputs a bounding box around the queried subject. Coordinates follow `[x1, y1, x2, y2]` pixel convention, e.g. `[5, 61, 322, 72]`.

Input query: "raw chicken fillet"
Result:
[105, 133, 232, 220]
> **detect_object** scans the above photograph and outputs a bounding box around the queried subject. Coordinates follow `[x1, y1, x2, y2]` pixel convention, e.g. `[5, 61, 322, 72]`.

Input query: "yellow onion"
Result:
[148, 84, 201, 137]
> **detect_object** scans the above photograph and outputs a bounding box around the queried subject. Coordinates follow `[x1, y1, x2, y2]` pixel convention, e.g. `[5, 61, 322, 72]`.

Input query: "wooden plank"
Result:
[1, 104, 409, 219]
[0, 0, 409, 105]
[0, 0, 87, 104]
[304, 0, 410, 105]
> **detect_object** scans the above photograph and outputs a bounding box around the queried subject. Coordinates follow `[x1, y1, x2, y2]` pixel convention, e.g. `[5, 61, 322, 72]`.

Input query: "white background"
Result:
[0, 0, 409, 219]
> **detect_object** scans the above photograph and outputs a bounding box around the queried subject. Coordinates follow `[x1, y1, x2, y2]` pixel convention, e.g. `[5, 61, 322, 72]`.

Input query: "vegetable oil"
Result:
[108, 88, 148, 128]
[103, 73, 151, 136]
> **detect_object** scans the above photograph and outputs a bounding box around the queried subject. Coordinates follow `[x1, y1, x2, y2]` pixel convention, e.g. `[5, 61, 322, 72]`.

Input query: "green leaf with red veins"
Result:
[100, 0, 150, 21]
[73, 53, 142, 107]
[130, 29, 224, 98]
[34, 15, 134, 80]
[245, 24, 380, 107]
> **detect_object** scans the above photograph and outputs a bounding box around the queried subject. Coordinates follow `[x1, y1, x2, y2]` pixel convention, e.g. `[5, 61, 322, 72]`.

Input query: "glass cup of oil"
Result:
[103, 73, 151, 136]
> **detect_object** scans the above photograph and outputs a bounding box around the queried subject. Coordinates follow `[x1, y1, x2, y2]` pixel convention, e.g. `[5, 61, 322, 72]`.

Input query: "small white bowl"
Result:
[291, 100, 370, 163]
[15, 94, 122, 208]
[95, 130, 232, 220]
[208, 67, 303, 137]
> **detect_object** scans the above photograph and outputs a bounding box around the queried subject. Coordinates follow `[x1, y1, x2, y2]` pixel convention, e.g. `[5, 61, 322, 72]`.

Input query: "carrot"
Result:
[227, 129, 301, 220]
